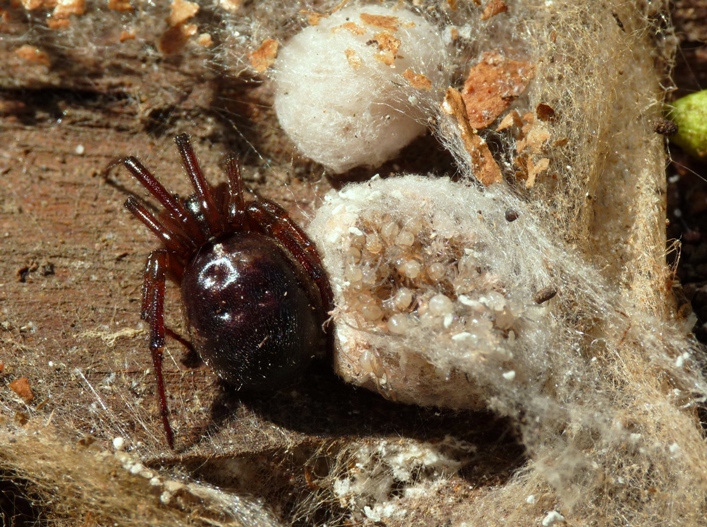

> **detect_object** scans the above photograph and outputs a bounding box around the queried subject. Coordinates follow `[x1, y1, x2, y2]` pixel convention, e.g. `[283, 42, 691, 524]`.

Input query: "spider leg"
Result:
[174, 134, 224, 237]
[141, 249, 175, 449]
[122, 156, 206, 245]
[125, 196, 193, 260]
[246, 201, 335, 321]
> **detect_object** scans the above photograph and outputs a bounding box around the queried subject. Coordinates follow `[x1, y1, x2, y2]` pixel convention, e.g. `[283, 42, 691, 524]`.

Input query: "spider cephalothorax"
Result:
[120, 133, 333, 448]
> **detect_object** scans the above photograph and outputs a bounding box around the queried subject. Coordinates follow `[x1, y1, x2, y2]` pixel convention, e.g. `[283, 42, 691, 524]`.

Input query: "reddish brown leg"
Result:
[122, 156, 205, 245]
[246, 201, 334, 318]
[174, 134, 224, 237]
[125, 196, 192, 260]
[142, 250, 175, 449]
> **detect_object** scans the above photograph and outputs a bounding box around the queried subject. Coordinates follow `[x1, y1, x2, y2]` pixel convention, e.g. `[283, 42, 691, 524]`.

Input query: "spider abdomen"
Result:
[181, 232, 324, 391]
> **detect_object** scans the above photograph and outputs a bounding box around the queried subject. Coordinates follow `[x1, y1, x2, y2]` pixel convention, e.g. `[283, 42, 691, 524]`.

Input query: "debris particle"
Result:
[159, 23, 198, 55]
[526, 157, 550, 188]
[360, 12, 399, 31]
[17, 261, 38, 282]
[334, 22, 365, 35]
[75, 144, 85, 155]
[496, 110, 523, 131]
[481, 0, 508, 20]
[518, 124, 551, 154]
[502, 370, 516, 380]
[249, 39, 279, 73]
[20, 0, 45, 10]
[15, 411, 29, 425]
[542, 511, 566, 526]
[119, 30, 136, 42]
[52, 0, 85, 20]
[534, 286, 557, 304]
[219, 0, 243, 13]
[345, 48, 362, 69]
[108, 0, 132, 11]
[10, 377, 34, 402]
[536, 102, 556, 121]
[505, 208, 520, 222]
[462, 51, 535, 129]
[442, 87, 503, 186]
[196, 33, 213, 47]
[372, 31, 401, 66]
[654, 119, 678, 136]
[113, 437, 125, 450]
[402, 68, 432, 90]
[14, 45, 50, 66]
[302, 10, 322, 26]
[167, 0, 199, 27]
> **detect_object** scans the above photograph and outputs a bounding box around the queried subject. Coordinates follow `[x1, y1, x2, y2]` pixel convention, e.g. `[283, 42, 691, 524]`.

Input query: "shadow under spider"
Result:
[182, 359, 525, 484]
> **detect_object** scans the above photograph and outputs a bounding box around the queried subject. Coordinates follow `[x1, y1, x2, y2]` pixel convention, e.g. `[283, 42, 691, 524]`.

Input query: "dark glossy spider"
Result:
[118, 134, 333, 449]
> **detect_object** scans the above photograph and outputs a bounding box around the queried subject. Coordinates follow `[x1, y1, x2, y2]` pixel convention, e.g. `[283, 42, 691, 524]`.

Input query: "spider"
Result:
[117, 134, 333, 449]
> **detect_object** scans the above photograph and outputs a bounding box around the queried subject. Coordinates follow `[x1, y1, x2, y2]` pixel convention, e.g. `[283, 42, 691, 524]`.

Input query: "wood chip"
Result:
[10, 377, 34, 402]
[167, 0, 199, 27]
[301, 10, 323, 25]
[14, 45, 50, 66]
[107, 0, 132, 11]
[219, 0, 243, 13]
[52, 0, 84, 21]
[373, 31, 400, 66]
[20, 0, 53, 11]
[345, 48, 362, 69]
[496, 110, 523, 131]
[47, 17, 70, 29]
[525, 157, 550, 188]
[481, 0, 508, 20]
[536, 102, 556, 121]
[442, 87, 503, 186]
[119, 30, 135, 42]
[248, 39, 279, 73]
[196, 33, 213, 47]
[462, 51, 535, 129]
[360, 12, 399, 31]
[158, 23, 197, 55]
[333, 22, 365, 35]
[402, 69, 432, 91]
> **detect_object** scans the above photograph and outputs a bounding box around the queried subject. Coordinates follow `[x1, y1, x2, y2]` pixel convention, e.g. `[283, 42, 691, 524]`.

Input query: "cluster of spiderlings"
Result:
[339, 210, 522, 345]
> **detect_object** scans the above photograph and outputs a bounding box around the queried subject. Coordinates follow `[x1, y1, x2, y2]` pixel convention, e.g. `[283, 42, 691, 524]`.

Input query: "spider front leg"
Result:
[141, 249, 175, 449]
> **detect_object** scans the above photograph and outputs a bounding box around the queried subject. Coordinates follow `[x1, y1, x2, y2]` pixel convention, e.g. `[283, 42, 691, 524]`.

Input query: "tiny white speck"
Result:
[348, 226, 364, 236]
[160, 491, 172, 505]
[542, 510, 565, 526]
[669, 442, 680, 454]
[451, 332, 472, 341]
[112, 437, 125, 450]
[502, 370, 516, 381]
[443, 313, 453, 328]
[526, 494, 536, 504]
[48, 361, 54, 367]
[629, 433, 641, 442]
[75, 144, 85, 155]
[675, 352, 690, 368]
[129, 462, 144, 475]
